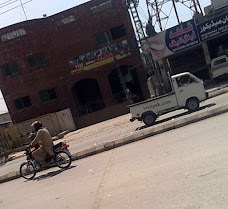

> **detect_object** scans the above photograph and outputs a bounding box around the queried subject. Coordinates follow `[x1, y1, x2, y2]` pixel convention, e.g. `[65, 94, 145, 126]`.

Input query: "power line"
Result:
[0, 0, 32, 19]
[20, 0, 27, 20]
[0, 0, 17, 6]
[0, 0, 19, 9]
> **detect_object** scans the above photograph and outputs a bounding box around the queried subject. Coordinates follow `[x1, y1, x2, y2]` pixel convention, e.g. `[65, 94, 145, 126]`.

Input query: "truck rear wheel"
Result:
[186, 98, 199, 112]
[142, 113, 157, 126]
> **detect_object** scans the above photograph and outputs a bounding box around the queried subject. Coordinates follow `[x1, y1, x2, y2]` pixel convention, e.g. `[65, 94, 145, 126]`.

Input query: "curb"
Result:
[208, 87, 228, 98]
[1, 102, 228, 184]
[0, 171, 21, 184]
[71, 102, 228, 161]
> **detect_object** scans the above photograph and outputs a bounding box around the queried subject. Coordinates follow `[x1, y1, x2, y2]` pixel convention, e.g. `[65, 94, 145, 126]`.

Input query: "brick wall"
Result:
[0, 0, 149, 127]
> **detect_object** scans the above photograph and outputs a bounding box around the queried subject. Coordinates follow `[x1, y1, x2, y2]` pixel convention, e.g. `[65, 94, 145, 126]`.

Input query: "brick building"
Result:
[0, 0, 149, 128]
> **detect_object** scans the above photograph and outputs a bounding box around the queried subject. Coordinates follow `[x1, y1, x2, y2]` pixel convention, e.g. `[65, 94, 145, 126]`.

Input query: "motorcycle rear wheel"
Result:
[55, 151, 72, 169]
[20, 161, 36, 180]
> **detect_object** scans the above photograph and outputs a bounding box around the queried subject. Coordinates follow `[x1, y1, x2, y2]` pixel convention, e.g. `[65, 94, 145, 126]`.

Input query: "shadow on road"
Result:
[33, 165, 76, 181]
[136, 103, 216, 131]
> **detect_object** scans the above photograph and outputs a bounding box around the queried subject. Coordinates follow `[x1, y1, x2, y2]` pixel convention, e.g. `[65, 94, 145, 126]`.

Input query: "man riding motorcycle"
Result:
[28, 121, 54, 167]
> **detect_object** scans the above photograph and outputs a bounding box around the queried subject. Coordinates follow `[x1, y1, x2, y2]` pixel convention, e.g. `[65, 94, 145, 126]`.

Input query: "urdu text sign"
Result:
[197, 14, 228, 41]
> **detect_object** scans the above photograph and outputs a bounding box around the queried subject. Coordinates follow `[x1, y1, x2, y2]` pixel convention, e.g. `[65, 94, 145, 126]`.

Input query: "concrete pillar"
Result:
[159, 58, 172, 93]
[96, 72, 116, 107]
[201, 42, 212, 78]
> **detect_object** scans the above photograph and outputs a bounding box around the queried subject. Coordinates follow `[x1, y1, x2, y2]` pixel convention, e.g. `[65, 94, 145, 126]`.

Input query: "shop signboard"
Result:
[69, 40, 131, 74]
[148, 19, 200, 60]
[197, 13, 228, 41]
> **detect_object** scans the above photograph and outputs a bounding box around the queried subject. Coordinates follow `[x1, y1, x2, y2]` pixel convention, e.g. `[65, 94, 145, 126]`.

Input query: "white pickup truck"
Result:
[211, 55, 228, 79]
[128, 72, 208, 126]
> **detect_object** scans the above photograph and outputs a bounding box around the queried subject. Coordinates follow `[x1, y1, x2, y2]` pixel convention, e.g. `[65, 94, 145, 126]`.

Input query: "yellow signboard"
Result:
[69, 40, 131, 74]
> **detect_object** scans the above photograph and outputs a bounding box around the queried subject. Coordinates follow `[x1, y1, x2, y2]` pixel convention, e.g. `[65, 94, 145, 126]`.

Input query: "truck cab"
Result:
[171, 73, 207, 109]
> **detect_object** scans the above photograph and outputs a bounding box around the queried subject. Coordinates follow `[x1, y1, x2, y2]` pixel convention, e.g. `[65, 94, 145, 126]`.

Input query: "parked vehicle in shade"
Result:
[211, 55, 228, 79]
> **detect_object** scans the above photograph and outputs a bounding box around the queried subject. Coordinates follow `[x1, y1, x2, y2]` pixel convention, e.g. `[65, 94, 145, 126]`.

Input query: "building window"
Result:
[96, 26, 126, 45]
[110, 25, 126, 40]
[96, 31, 112, 45]
[14, 96, 32, 110]
[27, 53, 47, 68]
[39, 88, 57, 102]
[1, 61, 20, 76]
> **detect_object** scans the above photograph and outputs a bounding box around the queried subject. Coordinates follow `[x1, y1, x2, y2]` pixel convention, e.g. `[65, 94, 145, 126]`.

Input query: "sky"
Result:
[0, 0, 212, 113]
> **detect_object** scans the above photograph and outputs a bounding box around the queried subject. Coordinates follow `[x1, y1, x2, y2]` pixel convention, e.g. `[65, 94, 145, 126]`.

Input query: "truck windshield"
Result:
[176, 75, 196, 87]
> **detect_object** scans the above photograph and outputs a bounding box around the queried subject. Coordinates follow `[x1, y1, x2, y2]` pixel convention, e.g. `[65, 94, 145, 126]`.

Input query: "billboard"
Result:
[69, 40, 131, 74]
[197, 13, 228, 41]
[148, 19, 200, 60]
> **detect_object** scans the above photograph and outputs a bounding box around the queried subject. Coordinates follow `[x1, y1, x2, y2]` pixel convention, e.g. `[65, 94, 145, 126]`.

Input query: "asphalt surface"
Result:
[1, 113, 228, 208]
[1, 91, 228, 177]
[63, 91, 228, 151]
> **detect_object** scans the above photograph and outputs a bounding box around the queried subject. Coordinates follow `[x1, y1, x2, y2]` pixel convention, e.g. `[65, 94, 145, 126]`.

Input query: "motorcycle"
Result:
[20, 141, 72, 180]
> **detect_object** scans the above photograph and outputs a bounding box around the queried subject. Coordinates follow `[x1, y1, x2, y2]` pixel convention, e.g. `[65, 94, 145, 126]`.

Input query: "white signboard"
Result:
[61, 15, 75, 25]
[1, 29, 26, 42]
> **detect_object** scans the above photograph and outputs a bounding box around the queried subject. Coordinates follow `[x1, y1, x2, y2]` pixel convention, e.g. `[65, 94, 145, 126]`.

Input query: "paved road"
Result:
[68, 91, 228, 151]
[1, 92, 228, 177]
[1, 113, 228, 208]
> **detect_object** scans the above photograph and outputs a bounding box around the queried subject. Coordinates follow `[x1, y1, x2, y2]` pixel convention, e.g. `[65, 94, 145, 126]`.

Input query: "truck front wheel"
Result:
[142, 113, 157, 126]
[186, 98, 199, 112]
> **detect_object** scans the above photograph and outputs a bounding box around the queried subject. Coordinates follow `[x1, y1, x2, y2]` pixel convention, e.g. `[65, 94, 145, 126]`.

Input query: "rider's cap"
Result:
[31, 121, 42, 130]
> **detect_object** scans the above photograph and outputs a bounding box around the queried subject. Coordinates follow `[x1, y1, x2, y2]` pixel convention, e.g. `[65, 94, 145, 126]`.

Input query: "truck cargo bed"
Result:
[127, 92, 175, 108]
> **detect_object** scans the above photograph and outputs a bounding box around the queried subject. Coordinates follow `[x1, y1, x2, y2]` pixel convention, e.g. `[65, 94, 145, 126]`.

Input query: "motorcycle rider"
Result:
[28, 121, 54, 167]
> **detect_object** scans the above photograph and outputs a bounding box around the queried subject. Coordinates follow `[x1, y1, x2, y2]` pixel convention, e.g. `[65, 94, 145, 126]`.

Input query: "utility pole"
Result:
[127, 0, 164, 96]
[146, 0, 203, 31]
[172, 0, 180, 24]
[154, 0, 163, 31]
[104, 33, 130, 100]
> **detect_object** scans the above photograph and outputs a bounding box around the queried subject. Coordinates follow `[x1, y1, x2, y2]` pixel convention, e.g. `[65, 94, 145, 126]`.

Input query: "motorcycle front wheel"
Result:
[55, 151, 72, 169]
[20, 161, 36, 180]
